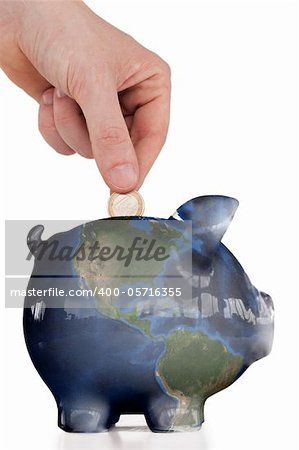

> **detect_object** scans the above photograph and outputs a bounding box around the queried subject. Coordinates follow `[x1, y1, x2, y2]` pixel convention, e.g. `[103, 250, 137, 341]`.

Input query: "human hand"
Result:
[0, 1, 171, 192]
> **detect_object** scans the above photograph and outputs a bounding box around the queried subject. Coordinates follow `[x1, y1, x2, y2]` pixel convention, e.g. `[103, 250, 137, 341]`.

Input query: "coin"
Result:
[108, 191, 145, 217]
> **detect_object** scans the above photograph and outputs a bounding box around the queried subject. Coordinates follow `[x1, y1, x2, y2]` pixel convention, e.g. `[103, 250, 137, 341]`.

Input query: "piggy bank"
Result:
[23, 195, 274, 433]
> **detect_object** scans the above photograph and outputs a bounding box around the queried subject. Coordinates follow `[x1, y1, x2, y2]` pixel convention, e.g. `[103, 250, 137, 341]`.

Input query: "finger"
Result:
[77, 78, 139, 192]
[53, 89, 93, 159]
[130, 95, 170, 189]
[1, 50, 52, 102]
[38, 88, 75, 156]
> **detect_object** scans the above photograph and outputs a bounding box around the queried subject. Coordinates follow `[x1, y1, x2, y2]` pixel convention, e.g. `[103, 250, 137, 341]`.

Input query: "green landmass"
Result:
[120, 306, 151, 336]
[73, 220, 183, 335]
[157, 329, 243, 428]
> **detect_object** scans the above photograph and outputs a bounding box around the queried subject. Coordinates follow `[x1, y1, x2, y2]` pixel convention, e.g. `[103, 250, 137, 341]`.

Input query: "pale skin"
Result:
[0, 0, 171, 192]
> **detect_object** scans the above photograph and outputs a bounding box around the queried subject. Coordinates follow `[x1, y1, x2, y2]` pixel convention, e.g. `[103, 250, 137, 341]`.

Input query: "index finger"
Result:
[130, 94, 170, 189]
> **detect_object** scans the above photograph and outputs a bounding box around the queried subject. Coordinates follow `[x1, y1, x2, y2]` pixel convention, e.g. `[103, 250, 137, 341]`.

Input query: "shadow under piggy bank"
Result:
[23, 195, 274, 433]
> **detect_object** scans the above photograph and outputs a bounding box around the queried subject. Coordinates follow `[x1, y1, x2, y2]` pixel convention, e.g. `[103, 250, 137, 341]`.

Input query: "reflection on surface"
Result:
[58, 415, 209, 450]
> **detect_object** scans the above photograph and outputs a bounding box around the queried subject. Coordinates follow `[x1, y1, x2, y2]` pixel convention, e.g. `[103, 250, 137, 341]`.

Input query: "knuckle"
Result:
[69, 62, 110, 102]
[67, 65, 88, 101]
[159, 59, 171, 78]
[140, 53, 171, 84]
[152, 56, 171, 80]
[63, 58, 91, 100]
[146, 57, 171, 92]
[94, 126, 129, 148]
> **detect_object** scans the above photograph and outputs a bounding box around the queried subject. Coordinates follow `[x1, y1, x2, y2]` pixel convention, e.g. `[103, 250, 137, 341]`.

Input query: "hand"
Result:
[0, 1, 171, 192]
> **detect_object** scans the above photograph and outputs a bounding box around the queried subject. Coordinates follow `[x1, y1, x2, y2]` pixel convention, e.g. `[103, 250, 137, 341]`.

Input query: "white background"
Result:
[1, 0, 298, 449]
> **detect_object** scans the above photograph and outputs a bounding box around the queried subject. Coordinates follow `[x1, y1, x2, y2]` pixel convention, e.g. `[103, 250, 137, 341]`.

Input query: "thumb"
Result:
[78, 81, 139, 192]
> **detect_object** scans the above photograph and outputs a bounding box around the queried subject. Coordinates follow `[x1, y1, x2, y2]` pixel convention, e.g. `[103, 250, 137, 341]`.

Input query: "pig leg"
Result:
[144, 395, 179, 432]
[145, 395, 204, 432]
[58, 397, 115, 433]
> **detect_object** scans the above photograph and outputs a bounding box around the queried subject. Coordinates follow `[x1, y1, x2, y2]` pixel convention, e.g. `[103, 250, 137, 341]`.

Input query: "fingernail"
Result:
[55, 88, 66, 98]
[108, 163, 138, 190]
[42, 89, 53, 105]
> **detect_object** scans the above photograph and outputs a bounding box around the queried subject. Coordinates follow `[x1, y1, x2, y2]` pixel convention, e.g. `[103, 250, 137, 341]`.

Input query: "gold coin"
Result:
[108, 191, 145, 217]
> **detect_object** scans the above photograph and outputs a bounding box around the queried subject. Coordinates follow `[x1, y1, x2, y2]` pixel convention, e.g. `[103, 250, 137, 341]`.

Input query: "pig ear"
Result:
[169, 195, 239, 258]
[27, 225, 45, 256]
